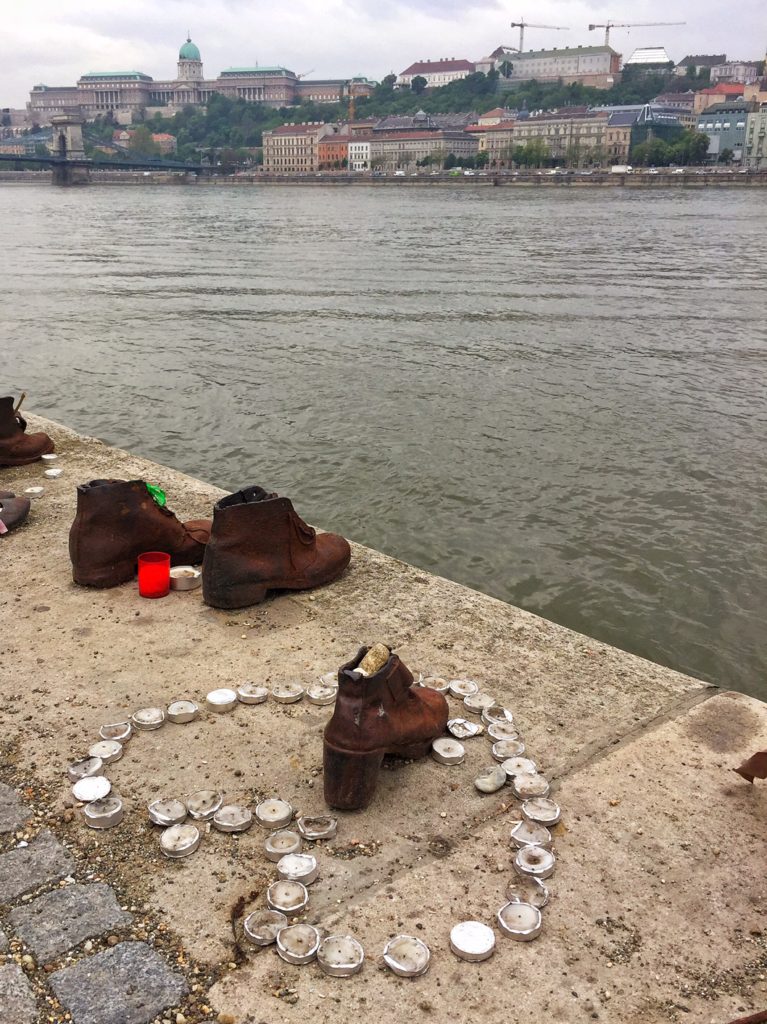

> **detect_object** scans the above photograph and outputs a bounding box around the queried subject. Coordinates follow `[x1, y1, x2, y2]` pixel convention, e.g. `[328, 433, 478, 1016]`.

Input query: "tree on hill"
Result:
[128, 125, 159, 158]
[411, 76, 427, 94]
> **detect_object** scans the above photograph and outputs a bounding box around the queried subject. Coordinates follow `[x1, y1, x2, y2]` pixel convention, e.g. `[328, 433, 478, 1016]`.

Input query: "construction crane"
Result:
[509, 20, 570, 53]
[588, 21, 686, 47]
[296, 69, 315, 80]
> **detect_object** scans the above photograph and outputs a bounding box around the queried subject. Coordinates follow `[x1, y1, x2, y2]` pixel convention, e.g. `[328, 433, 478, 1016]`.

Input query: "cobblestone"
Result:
[50, 941, 188, 1024]
[0, 963, 38, 1024]
[0, 924, 9, 952]
[0, 830, 75, 903]
[9, 882, 133, 963]
[0, 783, 32, 835]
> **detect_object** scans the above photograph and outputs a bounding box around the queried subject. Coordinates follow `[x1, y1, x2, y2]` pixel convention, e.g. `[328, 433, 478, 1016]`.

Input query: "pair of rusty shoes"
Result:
[69, 479, 351, 606]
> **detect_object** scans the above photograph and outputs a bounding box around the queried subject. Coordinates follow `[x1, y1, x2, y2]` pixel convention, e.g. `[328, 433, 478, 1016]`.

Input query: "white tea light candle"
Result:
[464, 692, 496, 714]
[506, 875, 549, 909]
[206, 688, 237, 713]
[431, 737, 465, 765]
[99, 722, 132, 743]
[510, 819, 552, 849]
[83, 796, 124, 829]
[318, 934, 365, 977]
[264, 830, 302, 862]
[148, 798, 187, 827]
[237, 682, 269, 704]
[186, 790, 223, 820]
[521, 797, 561, 826]
[67, 756, 103, 783]
[213, 805, 253, 833]
[515, 845, 556, 879]
[497, 901, 542, 941]
[255, 798, 293, 828]
[277, 852, 319, 885]
[167, 700, 199, 724]
[449, 921, 496, 962]
[266, 879, 309, 915]
[383, 935, 431, 977]
[512, 773, 551, 799]
[244, 909, 287, 946]
[448, 678, 479, 698]
[87, 740, 123, 765]
[131, 707, 165, 731]
[272, 682, 304, 703]
[277, 923, 320, 965]
[160, 823, 201, 859]
[297, 815, 337, 840]
[491, 738, 526, 762]
[72, 776, 111, 803]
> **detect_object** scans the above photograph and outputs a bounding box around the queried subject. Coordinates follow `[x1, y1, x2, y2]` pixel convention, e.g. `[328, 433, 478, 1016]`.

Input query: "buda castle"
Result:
[28, 37, 374, 124]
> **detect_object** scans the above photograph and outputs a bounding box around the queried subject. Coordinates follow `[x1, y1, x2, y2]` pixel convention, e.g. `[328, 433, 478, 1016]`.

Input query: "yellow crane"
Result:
[509, 20, 570, 52]
[588, 21, 686, 47]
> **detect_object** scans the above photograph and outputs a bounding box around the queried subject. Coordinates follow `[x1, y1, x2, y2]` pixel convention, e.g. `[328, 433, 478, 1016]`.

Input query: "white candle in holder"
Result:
[99, 722, 132, 743]
[68, 756, 103, 783]
[131, 707, 165, 731]
[277, 852, 319, 885]
[244, 909, 287, 946]
[515, 845, 555, 879]
[72, 776, 111, 803]
[497, 901, 542, 941]
[237, 682, 269, 705]
[448, 678, 479, 698]
[186, 790, 223, 820]
[148, 798, 188, 827]
[306, 683, 337, 705]
[83, 796, 124, 829]
[502, 756, 538, 779]
[512, 773, 551, 799]
[272, 682, 304, 704]
[318, 934, 365, 977]
[255, 798, 293, 828]
[167, 700, 199, 724]
[160, 823, 201, 859]
[383, 935, 431, 977]
[265, 830, 302, 862]
[420, 677, 450, 694]
[506, 875, 549, 908]
[487, 721, 519, 742]
[213, 805, 253, 833]
[521, 797, 561, 826]
[510, 819, 552, 849]
[266, 879, 309, 915]
[206, 688, 237, 713]
[88, 740, 123, 765]
[463, 692, 496, 714]
[481, 704, 513, 726]
[449, 921, 496, 962]
[431, 737, 465, 765]
[491, 738, 526, 762]
[276, 923, 320, 965]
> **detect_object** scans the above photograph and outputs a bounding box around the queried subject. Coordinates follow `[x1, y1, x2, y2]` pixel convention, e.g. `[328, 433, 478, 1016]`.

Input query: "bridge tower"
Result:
[49, 111, 89, 185]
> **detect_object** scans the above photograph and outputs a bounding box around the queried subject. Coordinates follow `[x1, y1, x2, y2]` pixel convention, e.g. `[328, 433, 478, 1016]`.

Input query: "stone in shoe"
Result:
[202, 485, 351, 609]
[323, 645, 449, 811]
[0, 395, 54, 467]
[69, 479, 211, 588]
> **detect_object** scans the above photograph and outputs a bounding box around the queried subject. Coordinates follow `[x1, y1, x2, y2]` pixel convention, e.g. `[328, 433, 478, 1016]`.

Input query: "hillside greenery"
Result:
[81, 65, 714, 164]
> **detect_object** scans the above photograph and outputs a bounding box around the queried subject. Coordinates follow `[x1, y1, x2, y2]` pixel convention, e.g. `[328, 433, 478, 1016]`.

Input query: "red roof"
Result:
[700, 84, 745, 96]
[401, 59, 475, 76]
[481, 120, 517, 131]
[268, 123, 326, 136]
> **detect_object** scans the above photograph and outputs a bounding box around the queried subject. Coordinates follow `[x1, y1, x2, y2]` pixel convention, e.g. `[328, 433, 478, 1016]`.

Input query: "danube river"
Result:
[2, 184, 766, 698]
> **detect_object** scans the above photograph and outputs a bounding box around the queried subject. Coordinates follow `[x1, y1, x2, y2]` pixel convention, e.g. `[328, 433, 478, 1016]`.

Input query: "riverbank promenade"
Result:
[2, 414, 765, 1024]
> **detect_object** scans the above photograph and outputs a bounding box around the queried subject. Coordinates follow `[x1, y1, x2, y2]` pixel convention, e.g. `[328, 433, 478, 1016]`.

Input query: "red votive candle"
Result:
[138, 551, 171, 599]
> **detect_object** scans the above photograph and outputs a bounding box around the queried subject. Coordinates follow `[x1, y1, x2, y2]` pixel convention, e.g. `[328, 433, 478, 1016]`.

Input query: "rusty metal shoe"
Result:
[202, 485, 351, 609]
[69, 479, 211, 588]
[323, 645, 449, 811]
[0, 396, 54, 467]
[0, 492, 31, 535]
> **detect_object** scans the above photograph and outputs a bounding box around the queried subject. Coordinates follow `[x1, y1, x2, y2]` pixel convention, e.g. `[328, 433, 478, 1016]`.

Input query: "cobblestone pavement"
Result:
[0, 782, 213, 1024]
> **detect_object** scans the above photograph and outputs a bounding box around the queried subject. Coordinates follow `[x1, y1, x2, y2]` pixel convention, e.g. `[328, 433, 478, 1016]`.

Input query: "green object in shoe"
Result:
[145, 483, 167, 507]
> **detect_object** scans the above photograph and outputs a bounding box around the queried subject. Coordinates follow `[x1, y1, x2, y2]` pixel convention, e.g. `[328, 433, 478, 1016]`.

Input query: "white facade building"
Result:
[397, 59, 475, 88]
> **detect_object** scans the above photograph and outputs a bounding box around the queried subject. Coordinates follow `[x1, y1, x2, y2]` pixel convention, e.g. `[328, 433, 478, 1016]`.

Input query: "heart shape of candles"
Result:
[71, 664, 563, 979]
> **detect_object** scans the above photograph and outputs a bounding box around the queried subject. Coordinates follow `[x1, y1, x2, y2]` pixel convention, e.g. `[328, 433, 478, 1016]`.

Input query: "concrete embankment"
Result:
[2, 415, 766, 1024]
[2, 169, 767, 188]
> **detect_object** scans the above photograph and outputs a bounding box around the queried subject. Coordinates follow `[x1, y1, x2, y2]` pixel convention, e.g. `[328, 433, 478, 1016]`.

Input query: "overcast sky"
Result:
[2, 0, 764, 107]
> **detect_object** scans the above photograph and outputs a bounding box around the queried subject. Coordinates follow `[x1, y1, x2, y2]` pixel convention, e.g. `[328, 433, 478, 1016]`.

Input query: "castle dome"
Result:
[179, 37, 200, 61]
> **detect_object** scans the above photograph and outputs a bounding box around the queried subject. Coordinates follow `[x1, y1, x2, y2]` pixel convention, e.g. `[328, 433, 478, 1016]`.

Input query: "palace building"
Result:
[28, 37, 374, 124]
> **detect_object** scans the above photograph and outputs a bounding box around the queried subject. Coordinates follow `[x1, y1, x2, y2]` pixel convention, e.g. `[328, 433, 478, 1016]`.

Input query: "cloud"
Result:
[1, 0, 763, 107]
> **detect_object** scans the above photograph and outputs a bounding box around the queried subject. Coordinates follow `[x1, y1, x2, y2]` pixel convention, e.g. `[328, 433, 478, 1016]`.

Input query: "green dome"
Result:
[179, 38, 200, 61]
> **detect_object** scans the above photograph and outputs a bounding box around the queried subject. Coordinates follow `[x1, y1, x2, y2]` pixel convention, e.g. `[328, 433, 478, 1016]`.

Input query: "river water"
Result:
[2, 184, 766, 698]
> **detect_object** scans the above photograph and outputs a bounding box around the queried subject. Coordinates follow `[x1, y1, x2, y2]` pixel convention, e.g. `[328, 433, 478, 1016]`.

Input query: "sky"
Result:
[2, 0, 765, 107]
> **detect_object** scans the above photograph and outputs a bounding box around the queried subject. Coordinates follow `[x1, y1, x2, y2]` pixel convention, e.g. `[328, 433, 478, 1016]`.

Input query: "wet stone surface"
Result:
[0, 783, 32, 835]
[0, 963, 38, 1024]
[9, 882, 133, 963]
[0, 830, 75, 902]
[49, 941, 189, 1024]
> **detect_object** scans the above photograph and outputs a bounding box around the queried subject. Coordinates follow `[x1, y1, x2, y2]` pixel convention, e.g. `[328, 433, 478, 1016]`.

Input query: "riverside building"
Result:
[28, 37, 374, 124]
[500, 45, 620, 89]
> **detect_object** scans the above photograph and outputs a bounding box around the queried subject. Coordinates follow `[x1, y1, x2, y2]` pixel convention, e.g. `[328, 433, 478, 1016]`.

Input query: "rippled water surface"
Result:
[2, 184, 766, 697]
